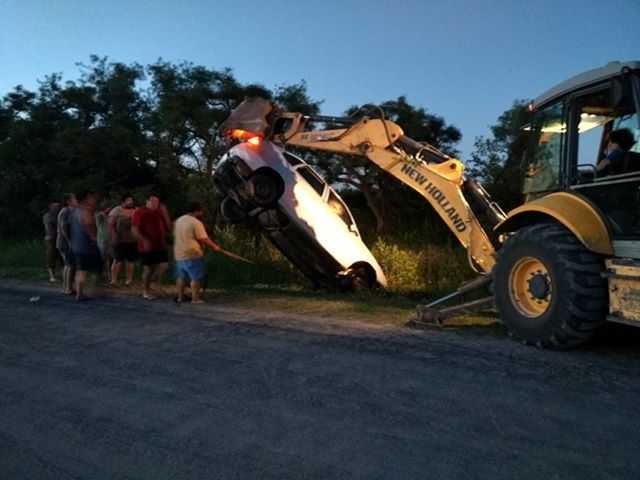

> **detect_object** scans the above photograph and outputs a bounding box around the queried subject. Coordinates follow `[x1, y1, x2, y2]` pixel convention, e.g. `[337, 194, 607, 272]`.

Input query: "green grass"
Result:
[0, 233, 497, 327]
[0, 239, 49, 280]
[0, 229, 476, 294]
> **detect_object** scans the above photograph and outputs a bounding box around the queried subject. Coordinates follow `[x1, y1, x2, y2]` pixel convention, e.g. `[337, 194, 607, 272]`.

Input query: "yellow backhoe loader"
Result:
[219, 60, 640, 349]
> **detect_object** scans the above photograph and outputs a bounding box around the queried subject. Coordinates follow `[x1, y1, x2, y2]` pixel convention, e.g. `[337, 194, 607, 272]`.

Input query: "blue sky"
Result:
[1, 0, 639, 159]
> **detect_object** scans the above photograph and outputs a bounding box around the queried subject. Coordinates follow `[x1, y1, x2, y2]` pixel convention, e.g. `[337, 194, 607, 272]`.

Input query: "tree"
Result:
[273, 81, 322, 116]
[467, 100, 531, 211]
[0, 57, 322, 238]
[0, 76, 77, 238]
[51, 57, 152, 195]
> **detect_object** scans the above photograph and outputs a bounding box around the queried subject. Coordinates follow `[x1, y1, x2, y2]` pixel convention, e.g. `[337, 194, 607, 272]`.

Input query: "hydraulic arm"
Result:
[221, 98, 505, 273]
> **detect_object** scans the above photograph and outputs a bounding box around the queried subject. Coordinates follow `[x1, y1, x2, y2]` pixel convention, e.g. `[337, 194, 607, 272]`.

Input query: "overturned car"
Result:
[213, 139, 387, 291]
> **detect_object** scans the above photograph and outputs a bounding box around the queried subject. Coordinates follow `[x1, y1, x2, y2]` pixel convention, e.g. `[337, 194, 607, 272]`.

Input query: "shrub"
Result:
[371, 238, 472, 295]
[205, 226, 304, 286]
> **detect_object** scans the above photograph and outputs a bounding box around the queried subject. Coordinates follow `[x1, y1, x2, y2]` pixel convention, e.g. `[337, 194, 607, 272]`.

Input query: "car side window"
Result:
[297, 166, 325, 195]
[327, 190, 354, 227]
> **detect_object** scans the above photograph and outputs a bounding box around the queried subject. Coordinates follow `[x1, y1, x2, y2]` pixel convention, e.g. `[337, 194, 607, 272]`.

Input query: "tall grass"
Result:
[0, 239, 44, 267]
[0, 227, 474, 295]
[0, 239, 46, 279]
[371, 238, 471, 296]
[205, 226, 304, 286]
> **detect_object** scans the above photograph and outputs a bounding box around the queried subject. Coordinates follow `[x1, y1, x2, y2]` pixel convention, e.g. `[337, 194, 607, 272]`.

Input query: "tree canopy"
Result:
[467, 100, 532, 211]
[0, 57, 465, 243]
[0, 57, 320, 238]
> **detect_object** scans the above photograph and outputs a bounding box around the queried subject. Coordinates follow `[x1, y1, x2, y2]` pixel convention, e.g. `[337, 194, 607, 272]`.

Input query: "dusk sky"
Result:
[1, 0, 639, 159]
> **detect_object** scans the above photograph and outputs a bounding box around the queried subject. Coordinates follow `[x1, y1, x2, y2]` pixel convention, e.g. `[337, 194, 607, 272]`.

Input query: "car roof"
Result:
[533, 61, 640, 109]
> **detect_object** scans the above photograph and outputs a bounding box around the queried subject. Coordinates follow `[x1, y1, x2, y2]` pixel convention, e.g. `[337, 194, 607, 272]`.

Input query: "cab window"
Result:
[575, 89, 612, 176]
[523, 101, 564, 197]
[571, 76, 640, 238]
[572, 88, 640, 183]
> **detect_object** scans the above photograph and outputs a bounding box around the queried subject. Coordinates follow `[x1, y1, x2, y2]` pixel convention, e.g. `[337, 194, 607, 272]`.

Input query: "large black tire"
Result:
[494, 223, 608, 349]
[220, 197, 247, 224]
[245, 170, 284, 207]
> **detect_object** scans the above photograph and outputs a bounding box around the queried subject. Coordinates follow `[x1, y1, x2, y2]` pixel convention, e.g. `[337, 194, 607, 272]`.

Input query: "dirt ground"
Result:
[1, 280, 639, 479]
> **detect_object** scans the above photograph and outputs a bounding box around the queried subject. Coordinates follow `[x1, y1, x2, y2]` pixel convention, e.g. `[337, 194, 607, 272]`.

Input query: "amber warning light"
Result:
[227, 129, 263, 146]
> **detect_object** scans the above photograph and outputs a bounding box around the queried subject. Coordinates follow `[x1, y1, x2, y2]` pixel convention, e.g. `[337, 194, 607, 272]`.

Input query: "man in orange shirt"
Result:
[173, 202, 221, 304]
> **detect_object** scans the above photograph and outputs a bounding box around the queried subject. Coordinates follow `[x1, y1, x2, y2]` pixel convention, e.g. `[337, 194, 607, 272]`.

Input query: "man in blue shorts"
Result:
[173, 202, 221, 304]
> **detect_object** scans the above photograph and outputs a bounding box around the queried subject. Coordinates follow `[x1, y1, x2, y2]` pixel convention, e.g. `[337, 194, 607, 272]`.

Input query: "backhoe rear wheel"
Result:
[494, 223, 608, 349]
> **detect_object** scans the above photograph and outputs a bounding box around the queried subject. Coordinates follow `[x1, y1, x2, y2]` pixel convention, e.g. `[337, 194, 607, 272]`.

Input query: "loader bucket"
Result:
[220, 98, 276, 137]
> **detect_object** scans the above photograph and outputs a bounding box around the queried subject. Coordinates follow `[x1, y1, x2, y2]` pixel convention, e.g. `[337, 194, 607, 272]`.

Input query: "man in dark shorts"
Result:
[132, 193, 171, 300]
[70, 189, 102, 301]
[43, 200, 61, 282]
[57, 193, 78, 295]
[108, 193, 138, 286]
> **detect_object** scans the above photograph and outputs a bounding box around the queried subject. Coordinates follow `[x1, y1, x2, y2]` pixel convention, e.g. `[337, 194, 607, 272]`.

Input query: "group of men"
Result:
[43, 191, 221, 303]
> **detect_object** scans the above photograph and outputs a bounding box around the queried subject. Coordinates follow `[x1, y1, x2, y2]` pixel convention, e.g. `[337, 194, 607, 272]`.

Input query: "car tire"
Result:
[347, 263, 375, 293]
[220, 197, 248, 224]
[494, 223, 608, 349]
[245, 170, 284, 207]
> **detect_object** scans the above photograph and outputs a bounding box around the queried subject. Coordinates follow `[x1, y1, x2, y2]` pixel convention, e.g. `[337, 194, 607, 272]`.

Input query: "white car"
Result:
[213, 139, 387, 291]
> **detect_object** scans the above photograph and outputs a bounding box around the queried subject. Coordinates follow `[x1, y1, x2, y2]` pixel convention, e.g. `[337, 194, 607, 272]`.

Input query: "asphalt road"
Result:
[1, 281, 639, 480]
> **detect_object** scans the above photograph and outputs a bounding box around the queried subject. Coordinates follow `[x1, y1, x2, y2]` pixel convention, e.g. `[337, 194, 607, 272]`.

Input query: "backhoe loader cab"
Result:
[493, 61, 640, 347]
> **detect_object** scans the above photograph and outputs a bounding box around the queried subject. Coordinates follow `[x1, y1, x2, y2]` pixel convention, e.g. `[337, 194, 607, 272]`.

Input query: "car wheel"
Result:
[220, 197, 248, 224]
[494, 223, 608, 349]
[245, 170, 284, 207]
[347, 264, 375, 292]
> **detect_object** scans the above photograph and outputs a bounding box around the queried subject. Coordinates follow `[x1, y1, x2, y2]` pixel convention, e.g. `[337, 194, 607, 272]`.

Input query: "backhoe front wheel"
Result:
[494, 224, 608, 349]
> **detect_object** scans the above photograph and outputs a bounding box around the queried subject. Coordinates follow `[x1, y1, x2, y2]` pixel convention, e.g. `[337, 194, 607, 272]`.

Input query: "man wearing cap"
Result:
[173, 202, 221, 304]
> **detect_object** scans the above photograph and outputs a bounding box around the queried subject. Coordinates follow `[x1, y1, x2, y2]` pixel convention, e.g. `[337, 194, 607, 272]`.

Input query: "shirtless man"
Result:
[109, 193, 138, 286]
